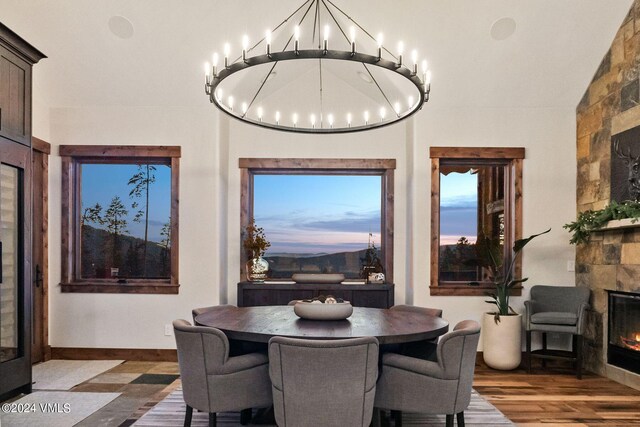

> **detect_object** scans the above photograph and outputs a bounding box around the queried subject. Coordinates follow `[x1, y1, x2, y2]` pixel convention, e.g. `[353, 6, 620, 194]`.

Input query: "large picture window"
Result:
[240, 158, 395, 283]
[429, 147, 524, 296]
[60, 146, 180, 294]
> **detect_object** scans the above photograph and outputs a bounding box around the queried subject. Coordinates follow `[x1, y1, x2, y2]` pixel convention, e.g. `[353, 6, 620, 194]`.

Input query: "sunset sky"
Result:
[439, 171, 477, 245]
[81, 164, 171, 243]
[254, 175, 382, 255]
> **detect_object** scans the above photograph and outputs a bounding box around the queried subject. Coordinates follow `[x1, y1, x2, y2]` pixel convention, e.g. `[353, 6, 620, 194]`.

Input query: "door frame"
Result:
[32, 136, 49, 363]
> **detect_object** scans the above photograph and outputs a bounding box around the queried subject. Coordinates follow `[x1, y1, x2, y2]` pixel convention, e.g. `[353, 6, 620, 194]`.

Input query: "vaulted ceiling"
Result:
[0, 0, 633, 110]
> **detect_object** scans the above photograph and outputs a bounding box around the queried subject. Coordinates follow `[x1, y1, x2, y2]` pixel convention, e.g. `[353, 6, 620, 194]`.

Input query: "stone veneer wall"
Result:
[576, 2, 640, 389]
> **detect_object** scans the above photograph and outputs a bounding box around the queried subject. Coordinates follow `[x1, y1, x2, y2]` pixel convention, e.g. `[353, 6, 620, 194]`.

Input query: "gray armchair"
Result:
[269, 336, 379, 427]
[525, 285, 591, 379]
[173, 320, 272, 427]
[374, 320, 480, 427]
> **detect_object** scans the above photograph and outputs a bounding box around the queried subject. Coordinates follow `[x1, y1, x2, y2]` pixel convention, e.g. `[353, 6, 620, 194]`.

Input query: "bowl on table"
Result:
[293, 301, 353, 320]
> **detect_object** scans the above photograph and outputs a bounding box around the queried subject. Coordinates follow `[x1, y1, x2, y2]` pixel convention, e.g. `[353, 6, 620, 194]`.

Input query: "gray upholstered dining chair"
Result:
[268, 336, 379, 427]
[390, 305, 443, 361]
[173, 319, 272, 427]
[525, 285, 591, 379]
[374, 320, 481, 427]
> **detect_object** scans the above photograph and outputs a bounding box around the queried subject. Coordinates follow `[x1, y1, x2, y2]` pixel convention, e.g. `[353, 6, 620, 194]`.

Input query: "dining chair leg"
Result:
[526, 330, 532, 374]
[541, 332, 547, 368]
[445, 414, 454, 427]
[456, 411, 465, 427]
[240, 408, 252, 425]
[208, 412, 216, 427]
[391, 409, 402, 427]
[576, 335, 583, 380]
[370, 407, 382, 427]
[184, 405, 193, 427]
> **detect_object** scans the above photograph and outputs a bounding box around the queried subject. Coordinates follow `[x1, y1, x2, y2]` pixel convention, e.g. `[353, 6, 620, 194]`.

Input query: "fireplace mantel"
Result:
[599, 218, 640, 232]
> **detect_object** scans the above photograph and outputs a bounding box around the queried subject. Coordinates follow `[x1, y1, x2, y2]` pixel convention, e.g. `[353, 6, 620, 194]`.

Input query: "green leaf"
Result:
[513, 228, 551, 253]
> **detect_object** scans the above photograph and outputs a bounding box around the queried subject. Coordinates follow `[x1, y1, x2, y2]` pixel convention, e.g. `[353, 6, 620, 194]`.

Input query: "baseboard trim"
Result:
[50, 347, 177, 362]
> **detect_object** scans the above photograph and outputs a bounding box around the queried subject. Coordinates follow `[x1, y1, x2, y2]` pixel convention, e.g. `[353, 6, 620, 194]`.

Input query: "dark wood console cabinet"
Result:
[237, 282, 395, 308]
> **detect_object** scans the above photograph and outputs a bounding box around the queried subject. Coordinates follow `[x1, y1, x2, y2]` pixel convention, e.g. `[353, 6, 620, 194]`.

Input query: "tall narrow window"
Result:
[430, 148, 523, 296]
[240, 158, 395, 283]
[60, 146, 180, 294]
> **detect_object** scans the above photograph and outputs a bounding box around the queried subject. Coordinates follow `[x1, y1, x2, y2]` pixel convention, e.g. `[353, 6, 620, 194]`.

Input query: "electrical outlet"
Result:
[567, 261, 575, 272]
[164, 324, 172, 336]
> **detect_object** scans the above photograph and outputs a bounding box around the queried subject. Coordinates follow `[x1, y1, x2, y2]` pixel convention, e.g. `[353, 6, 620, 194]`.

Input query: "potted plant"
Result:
[468, 228, 550, 370]
[243, 219, 271, 282]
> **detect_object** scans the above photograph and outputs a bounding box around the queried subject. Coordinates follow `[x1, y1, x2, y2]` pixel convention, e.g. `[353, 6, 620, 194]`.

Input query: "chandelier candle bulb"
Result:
[275, 111, 281, 125]
[379, 107, 386, 121]
[411, 49, 418, 75]
[294, 25, 300, 53]
[407, 95, 414, 108]
[292, 113, 298, 127]
[212, 53, 219, 76]
[204, 62, 211, 85]
[394, 102, 401, 115]
[347, 112, 352, 127]
[397, 41, 404, 66]
[364, 110, 369, 125]
[328, 113, 334, 128]
[350, 26, 356, 55]
[224, 43, 230, 68]
[228, 96, 234, 111]
[266, 30, 272, 56]
[241, 102, 248, 114]
[257, 106, 263, 122]
[242, 35, 249, 62]
[323, 25, 329, 52]
[310, 114, 316, 128]
[377, 32, 383, 59]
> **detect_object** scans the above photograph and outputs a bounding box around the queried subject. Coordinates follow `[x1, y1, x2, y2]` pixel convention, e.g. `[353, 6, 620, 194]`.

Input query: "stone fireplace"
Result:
[576, 2, 640, 390]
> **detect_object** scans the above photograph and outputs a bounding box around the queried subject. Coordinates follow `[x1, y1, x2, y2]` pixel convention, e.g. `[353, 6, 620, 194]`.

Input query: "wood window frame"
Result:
[429, 147, 524, 296]
[59, 145, 180, 294]
[239, 158, 395, 283]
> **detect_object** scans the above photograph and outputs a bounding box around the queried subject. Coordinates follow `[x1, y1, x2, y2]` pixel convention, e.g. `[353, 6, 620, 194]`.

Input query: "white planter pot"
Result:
[482, 312, 522, 370]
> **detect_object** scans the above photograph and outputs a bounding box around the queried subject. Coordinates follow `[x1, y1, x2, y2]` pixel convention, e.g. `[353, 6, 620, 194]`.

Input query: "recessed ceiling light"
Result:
[357, 71, 373, 83]
[490, 17, 516, 41]
[108, 16, 134, 39]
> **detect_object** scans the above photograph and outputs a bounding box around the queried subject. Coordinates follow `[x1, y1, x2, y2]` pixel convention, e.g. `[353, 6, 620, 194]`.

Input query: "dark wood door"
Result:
[0, 45, 31, 146]
[31, 138, 48, 364]
[0, 137, 32, 398]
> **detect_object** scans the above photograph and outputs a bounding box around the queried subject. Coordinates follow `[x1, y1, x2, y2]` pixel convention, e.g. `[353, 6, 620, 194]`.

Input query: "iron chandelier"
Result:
[203, 0, 431, 133]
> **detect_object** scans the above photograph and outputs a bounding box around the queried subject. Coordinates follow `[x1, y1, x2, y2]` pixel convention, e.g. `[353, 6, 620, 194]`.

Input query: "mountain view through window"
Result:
[253, 174, 382, 279]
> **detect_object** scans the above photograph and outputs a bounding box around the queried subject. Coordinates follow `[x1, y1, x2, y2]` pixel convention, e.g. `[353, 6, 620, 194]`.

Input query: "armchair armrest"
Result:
[524, 300, 538, 330]
[382, 352, 447, 379]
[215, 351, 269, 375]
[576, 302, 590, 335]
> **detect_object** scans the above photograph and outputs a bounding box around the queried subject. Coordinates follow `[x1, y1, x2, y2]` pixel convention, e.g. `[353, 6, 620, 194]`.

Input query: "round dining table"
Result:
[194, 305, 449, 345]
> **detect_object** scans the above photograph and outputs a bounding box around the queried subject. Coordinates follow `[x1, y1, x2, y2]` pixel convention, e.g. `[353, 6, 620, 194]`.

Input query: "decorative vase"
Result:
[482, 312, 522, 370]
[246, 256, 269, 282]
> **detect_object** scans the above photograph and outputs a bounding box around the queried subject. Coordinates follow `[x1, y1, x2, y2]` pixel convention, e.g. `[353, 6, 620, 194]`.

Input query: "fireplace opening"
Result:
[608, 290, 640, 374]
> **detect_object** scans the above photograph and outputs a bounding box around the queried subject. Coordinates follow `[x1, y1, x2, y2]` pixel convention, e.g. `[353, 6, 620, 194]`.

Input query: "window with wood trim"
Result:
[60, 146, 180, 294]
[239, 158, 395, 283]
[430, 147, 524, 296]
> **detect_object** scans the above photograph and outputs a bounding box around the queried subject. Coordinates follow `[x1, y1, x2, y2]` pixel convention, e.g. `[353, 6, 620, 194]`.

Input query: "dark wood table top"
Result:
[194, 305, 449, 345]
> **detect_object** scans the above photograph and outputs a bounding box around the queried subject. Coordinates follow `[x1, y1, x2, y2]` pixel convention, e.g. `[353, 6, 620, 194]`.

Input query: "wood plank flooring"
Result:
[473, 362, 640, 426]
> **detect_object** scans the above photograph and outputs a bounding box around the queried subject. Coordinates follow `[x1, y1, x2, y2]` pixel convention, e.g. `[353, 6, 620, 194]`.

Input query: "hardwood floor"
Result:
[474, 362, 640, 426]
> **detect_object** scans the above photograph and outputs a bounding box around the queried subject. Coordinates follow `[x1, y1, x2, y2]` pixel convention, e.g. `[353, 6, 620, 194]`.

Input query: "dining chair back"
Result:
[269, 336, 379, 427]
[375, 320, 480, 427]
[173, 319, 272, 427]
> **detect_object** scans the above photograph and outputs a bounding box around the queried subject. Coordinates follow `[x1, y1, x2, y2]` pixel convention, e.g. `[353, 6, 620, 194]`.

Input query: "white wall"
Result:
[43, 103, 577, 349]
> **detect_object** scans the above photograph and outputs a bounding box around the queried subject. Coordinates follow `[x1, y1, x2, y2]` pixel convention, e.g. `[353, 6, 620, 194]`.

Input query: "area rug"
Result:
[33, 359, 124, 390]
[0, 391, 120, 427]
[132, 388, 513, 426]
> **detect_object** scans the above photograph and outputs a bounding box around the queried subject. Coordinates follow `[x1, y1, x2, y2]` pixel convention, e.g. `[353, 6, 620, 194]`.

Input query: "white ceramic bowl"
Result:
[292, 273, 345, 284]
[293, 301, 353, 320]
